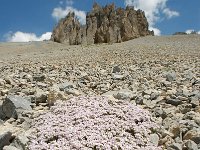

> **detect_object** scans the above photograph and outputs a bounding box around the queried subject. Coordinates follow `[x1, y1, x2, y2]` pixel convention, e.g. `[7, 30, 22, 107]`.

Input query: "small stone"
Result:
[190, 97, 199, 107]
[167, 143, 182, 150]
[1, 89, 9, 96]
[143, 95, 150, 99]
[153, 107, 167, 119]
[165, 71, 176, 82]
[150, 92, 160, 100]
[37, 82, 47, 88]
[35, 89, 47, 104]
[4, 77, 14, 85]
[143, 89, 152, 95]
[135, 97, 143, 105]
[166, 98, 182, 106]
[113, 89, 133, 100]
[33, 74, 45, 81]
[112, 65, 120, 73]
[169, 124, 181, 138]
[112, 74, 124, 80]
[149, 134, 159, 146]
[179, 104, 192, 114]
[0, 78, 5, 86]
[58, 82, 76, 91]
[184, 140, 198, 150]
[183, 129, 200, 144]
[65, 88, 81, 96]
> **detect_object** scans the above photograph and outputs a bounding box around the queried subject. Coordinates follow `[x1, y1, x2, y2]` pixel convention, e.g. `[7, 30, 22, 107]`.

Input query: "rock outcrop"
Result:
[51, 12, 86, 45]
[51, 3, 153, 45]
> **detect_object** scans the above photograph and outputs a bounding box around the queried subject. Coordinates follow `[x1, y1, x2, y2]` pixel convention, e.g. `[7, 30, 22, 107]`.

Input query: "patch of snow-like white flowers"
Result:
[28, 96, 161, 150]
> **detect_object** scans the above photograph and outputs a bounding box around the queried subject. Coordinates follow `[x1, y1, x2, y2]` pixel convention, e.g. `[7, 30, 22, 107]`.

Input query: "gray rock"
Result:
[12, 134, 29, 150]
[4, 76, 14, 85]
[113, 89, 134, 100]
[0, 131, 12, 149]
[65, 88, 81, 96]
[112, 74, 124, 80]
[112, 65, 120, 73]
[33, 74, 45, 81]
[153, 107, 167, 119]
[102, 91, 117, 98]
[0, 78, 5, 86]
[58, 81, 76, 91]
[149, 133, 159, 146]
[150, 92, 160, 100]
[190, 97, 199, 107]
[166, 71, 176, 82]
[143, 89, 152, 95]
[185, 140, 198, 150]
[0, 101, 6, 120]
[0, 119, 3, 125]
[167, 143, 182, 150]
[179, 104, 193, 114]
[3, 146, 20, 150]
[2, 95, 32, 119]
[166, 98, 182, 106]
[35, 89, 47, 104]
[183, 129, 200, 144]
[135, 97, 143, 105]
[37, 82, 47, 88]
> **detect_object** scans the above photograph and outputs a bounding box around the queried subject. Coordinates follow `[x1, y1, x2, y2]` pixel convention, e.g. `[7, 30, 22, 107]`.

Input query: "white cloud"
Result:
[149, 27, 161, 36]
[163, 8, 179, 19]
[186, 29, 195, 34]
[185, 29, 200, 34]
[125, 0, 180, 35]
[52, 6, 86, 24]
[6, 31, 52, 42]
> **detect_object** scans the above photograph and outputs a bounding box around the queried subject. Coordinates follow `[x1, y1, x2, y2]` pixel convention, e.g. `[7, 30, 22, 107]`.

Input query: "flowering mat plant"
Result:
[28, 96, 161, 150]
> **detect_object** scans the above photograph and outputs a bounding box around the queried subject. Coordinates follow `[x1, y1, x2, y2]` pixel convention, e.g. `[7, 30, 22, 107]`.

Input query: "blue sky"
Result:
[0, 0, 200, 42]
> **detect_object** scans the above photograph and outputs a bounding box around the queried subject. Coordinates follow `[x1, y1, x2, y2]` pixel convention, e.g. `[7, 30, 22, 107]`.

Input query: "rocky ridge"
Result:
[51, 3, 153, 45]
[0, 35, 199, 149]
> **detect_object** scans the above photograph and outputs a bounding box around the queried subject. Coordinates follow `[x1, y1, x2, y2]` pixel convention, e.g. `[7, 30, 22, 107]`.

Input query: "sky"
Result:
[0, 0, 200, 42]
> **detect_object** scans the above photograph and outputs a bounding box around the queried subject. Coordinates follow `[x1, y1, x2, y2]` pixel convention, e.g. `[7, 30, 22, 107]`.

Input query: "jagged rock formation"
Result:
[51, 12, 86, 45]
[51, 3, 154, 45]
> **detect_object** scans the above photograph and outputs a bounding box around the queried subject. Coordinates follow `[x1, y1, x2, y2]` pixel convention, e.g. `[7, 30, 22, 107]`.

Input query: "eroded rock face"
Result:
[51, 3, 153, 45]
[51, 12, 85, 45]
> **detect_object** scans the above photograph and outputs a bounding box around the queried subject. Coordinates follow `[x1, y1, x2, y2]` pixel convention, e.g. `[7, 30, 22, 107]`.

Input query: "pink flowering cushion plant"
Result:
[28, 96, 161, 150]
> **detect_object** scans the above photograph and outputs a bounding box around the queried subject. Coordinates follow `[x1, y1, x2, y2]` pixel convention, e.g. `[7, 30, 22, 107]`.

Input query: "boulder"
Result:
[2, 95, 32, 119]
[0, 101, 6, 120]
[3, 146, 20, 150]
[0, 131, 12, 149]
[184, 140, 198, 150]
[12, 134, 29, 150]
